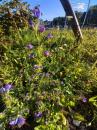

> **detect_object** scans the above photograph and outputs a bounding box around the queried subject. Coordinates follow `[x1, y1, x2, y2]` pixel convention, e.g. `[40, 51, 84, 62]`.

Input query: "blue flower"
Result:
[27, 44, 34, 49]
[5, 84, 12, 91]
[0, 84, 12, 93]
[32, 7, 40, 18]
[34, 65, 43, 69]
[28, 20, 34, 28]
[39, 25, 45, 33]
[9, 120, 17, 126]
[47, 33, 53, 39]
[0, 87, 5, 93]
[44, 51, 50, 57]
[34, 112, 42, 118]
[82, 98, 87, 103]
[29, 53, 35, 59]
[9, 117, 25, 128]
[45, 73, 50, 77]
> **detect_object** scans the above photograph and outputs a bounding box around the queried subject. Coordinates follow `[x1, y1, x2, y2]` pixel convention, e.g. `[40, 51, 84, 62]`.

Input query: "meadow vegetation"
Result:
[1, 1, 97, 130]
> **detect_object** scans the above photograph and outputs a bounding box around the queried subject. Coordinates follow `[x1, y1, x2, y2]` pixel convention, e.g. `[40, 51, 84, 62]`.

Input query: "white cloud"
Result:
[73, 2, 86, 10]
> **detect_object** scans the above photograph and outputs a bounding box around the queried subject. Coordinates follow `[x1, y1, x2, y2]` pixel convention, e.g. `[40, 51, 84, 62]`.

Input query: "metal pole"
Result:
[81, 0, 91, 28]
[60, 0, 83, 40]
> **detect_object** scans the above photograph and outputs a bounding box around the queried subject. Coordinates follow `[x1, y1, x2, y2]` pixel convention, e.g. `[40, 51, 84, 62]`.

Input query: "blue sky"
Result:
[25, 0, 97, 20]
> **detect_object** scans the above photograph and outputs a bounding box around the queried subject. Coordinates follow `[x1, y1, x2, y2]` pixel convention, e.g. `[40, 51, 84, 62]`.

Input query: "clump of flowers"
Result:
[0, 84, 12, 93]
[9, 117, 26, 128]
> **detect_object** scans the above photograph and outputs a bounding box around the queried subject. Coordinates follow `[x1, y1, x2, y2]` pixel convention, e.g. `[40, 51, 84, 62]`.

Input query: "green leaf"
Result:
[73, 113, 85, 121]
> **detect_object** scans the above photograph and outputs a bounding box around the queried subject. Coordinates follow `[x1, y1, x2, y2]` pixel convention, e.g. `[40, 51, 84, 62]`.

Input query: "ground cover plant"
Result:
[1, 1, 97, 130]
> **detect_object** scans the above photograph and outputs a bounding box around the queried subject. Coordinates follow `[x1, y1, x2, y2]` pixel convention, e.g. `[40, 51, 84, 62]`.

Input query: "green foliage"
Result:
[0, 19, 97, 130]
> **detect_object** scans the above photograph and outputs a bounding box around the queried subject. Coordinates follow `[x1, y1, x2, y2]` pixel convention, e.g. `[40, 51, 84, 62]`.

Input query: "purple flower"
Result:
[45, 73, 50, 77]
[39, 25, 45, 33]
[9, 117, 25, 128]
[34, 65, 40, 69]
[0, 87, 6, 93]
[82, 98, 87, 103]
[5, 84, 12, 91]
[27, 44, 33, 49]
[34, 65, 43, 69]
[9, 120, 17, 126]
[16, 117, 25, 127]
[28, 20, 34, 28]
[47, 33, 53, 39]
[29, 53, 35, 59]
[0, 84, 12, 93]
[44, 51, 50, 57]
[32, 7, 40, 18]
[34, 112, 42, 118]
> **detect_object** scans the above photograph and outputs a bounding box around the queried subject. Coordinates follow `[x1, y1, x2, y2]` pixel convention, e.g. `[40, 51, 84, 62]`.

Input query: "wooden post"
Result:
[60, 0, 83, 40]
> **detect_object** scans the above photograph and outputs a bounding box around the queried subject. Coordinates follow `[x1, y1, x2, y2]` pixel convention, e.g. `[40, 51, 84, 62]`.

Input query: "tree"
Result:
[52, 17, 65, 27]
[79, 5, 97, 27]
[0, 0, 32, 35]
[86, 5, 97, 26]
